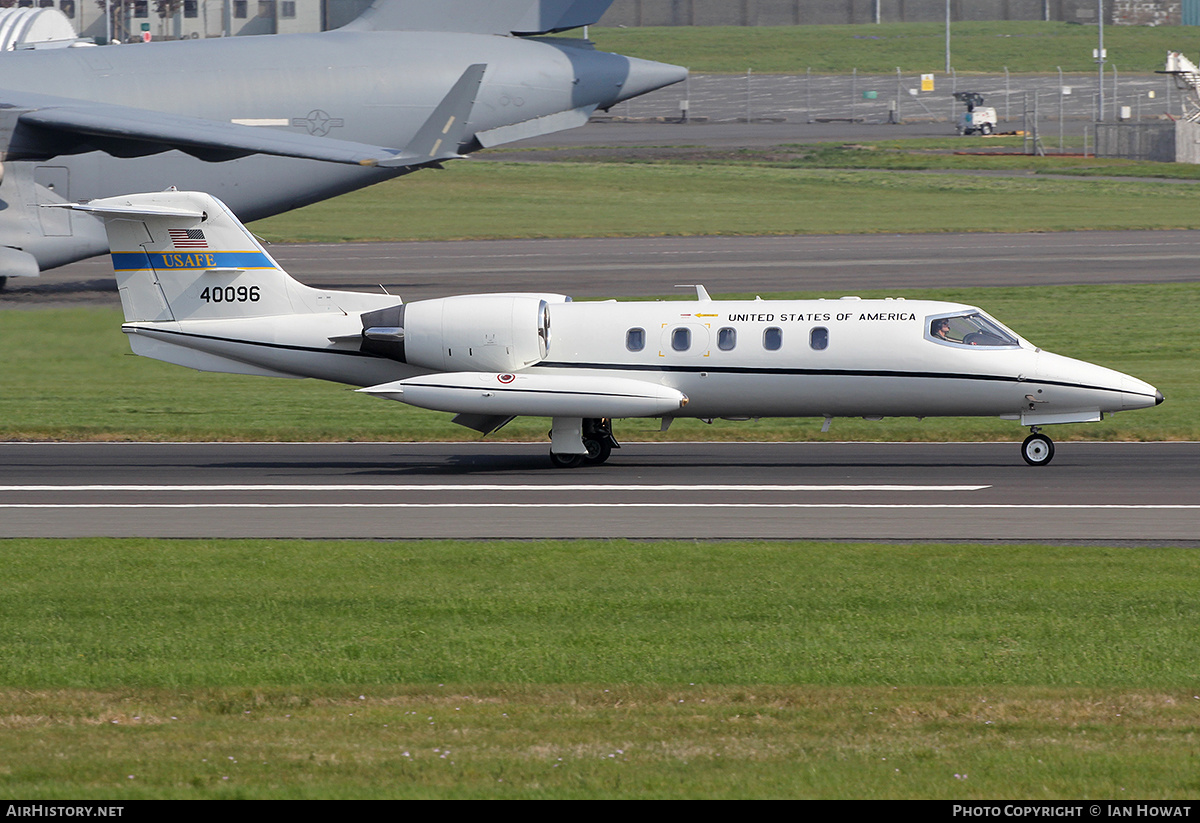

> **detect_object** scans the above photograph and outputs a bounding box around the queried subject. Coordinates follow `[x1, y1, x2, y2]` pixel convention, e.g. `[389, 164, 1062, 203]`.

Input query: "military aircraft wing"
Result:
[5, 62, 487, 169]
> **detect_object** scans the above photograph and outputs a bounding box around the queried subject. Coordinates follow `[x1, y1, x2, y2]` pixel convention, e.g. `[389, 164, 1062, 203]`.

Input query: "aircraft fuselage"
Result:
[120, 294, 1162, 428]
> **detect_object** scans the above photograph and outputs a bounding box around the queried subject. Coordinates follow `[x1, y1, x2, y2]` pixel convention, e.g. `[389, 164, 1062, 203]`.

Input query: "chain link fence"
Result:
[614, 70, 1187, 127]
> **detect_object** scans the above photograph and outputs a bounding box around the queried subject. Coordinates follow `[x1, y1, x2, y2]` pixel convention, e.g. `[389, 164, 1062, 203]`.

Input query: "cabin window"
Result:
[58, 0, 74, 15]
[280, 0, 296, 17]
[717, 327, 737, 351]
[671, 327, 691, 352]
[928, 312, 1019, 348]
[625, 328, 645, 352]
[133, 0, 148, 17]
[810, 327, 829, 351]
[233, 0, 247, 18]
[763, 327, 783, 351]
[184, 0, 198, 17]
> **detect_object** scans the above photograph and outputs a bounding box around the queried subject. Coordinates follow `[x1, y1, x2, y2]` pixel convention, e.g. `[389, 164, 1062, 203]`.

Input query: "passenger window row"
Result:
[625, 327, 830, 353]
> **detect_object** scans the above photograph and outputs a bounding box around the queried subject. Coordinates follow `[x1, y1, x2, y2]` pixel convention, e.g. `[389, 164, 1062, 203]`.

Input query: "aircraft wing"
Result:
[1, 63, 486, 169]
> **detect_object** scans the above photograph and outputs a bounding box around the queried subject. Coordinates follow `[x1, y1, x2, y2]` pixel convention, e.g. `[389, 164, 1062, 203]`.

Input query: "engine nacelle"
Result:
[361, 293, 567, 372]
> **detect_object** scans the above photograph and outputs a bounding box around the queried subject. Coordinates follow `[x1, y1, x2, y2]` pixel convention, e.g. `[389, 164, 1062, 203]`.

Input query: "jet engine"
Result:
[361, 293, 567, 372]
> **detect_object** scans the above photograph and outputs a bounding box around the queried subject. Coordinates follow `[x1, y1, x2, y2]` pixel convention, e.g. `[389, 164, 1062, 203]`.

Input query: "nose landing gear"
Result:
[1021, 428, 1055, 466]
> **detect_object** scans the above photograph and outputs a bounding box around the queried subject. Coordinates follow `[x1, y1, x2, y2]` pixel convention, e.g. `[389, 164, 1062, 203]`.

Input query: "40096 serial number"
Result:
[200, 285, 260, 303]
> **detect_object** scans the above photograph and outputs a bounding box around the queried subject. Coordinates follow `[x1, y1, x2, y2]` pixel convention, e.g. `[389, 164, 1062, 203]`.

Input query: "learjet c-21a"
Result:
[66, 190, 1164, 467]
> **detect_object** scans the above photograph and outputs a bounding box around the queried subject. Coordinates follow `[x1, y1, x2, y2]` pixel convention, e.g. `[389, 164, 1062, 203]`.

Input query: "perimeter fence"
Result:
[617, 69, 1187, 128]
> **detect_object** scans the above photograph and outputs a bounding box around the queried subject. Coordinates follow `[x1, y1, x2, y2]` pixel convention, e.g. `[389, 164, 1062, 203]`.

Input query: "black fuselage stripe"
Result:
[535, 361, 1141, 398]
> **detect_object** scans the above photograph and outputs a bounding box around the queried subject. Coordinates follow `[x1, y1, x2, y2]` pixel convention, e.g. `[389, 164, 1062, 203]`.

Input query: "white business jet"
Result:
[64, 191, 1163, 467]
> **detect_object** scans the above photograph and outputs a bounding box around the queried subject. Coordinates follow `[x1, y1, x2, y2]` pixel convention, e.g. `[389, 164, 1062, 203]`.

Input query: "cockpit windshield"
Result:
[927, 312, 1020, 348]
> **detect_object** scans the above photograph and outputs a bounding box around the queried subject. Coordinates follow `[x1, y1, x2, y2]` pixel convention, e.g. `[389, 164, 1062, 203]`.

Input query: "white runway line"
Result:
[0, 484, 989, 493]
[3, 503, 1196, 510]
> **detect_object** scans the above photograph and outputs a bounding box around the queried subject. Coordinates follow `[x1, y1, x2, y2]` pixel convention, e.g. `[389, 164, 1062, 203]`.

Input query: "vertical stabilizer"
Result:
[57, 190, 306, 323]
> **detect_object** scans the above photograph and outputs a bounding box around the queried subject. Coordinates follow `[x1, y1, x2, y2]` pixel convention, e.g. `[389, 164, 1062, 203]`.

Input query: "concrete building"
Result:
[21, 0, 1197, 44]
[26, 0, 325, 43]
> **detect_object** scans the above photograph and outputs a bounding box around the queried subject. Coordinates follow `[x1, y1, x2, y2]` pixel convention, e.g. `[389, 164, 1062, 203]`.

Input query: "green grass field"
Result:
[250, 158, 1200, 243]
[2, 539, 1199, 799]
[587, 21, 1200, 74]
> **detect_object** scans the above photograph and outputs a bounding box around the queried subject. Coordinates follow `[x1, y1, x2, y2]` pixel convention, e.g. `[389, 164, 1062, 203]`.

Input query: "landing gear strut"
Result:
[1021, 428, 1055, 466]
[549, 418, 619, 468]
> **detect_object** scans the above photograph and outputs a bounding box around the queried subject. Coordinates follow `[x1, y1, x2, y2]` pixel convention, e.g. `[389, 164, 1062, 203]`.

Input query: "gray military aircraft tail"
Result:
[0, 0, 685, 289]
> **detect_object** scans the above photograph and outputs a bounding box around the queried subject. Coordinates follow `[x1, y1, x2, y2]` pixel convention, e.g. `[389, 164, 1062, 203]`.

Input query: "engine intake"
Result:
[361, 293, 566, 372]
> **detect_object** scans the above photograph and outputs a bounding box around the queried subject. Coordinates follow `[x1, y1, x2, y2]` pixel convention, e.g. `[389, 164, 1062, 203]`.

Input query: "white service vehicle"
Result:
[60, 191, 1163, 468]
[955, 91, 998, 135]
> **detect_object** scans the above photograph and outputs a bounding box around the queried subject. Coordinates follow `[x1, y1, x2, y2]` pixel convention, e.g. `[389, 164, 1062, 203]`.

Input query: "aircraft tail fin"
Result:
[55, 190, 309, 324]
[343, 0, 613, 36]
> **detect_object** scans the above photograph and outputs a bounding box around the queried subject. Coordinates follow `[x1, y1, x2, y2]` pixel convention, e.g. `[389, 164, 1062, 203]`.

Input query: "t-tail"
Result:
[54, 190, 401, 381]
[57, 189, 338, 323]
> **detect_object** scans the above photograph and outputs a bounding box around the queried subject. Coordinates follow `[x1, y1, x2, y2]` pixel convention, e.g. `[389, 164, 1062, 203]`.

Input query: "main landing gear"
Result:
[549, 418, 619, 468]
[1021, 428, 1055, 466]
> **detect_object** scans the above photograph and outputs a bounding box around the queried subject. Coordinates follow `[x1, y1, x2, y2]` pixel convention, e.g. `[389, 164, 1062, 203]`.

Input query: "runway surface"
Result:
[9, 229, 1200, 308]
[3, 442, 1196, 542]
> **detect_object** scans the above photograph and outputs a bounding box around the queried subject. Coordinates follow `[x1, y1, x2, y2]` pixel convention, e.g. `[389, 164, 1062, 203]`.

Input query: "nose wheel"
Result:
[1021, 430, 1055, 466]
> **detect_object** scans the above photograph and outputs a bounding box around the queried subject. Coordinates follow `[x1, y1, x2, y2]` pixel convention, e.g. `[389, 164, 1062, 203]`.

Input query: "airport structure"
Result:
[7, 1, 357, 42]
[600, 1, 1187, 27]
[20, 0, 1200, 43]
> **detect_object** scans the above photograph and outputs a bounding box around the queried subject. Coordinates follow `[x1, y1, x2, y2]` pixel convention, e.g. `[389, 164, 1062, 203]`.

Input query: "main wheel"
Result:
[549, 452, 584, 469]
[582, 438, 612, 465]
[1021, 433, 1055, 466]
[980, 123, 993, 135]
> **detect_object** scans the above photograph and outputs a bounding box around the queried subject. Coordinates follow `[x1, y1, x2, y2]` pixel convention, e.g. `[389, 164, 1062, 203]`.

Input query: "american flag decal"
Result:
[169, 228, 207, 248]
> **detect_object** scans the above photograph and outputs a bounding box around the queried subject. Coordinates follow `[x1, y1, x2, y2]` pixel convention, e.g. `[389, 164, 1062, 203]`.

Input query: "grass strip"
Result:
[586, 21, 1200, 75]
[3, 538, 1200, 689]
[2, 685, 1198, 799]
[250, 160, 1200, 244]
[1, 538, 1199, 798]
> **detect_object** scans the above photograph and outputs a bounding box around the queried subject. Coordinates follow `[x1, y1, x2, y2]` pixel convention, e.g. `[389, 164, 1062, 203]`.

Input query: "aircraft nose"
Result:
[614, 56, 688, 103]
[1120, 374, 1163, 410]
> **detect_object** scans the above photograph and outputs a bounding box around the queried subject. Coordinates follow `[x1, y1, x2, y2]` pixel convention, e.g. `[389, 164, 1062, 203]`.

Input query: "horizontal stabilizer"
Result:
[48, 201, 206, 220]
[344, 0, 614, 35]
[475, 105, 595, 149]
[359, 371, 688, 419]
